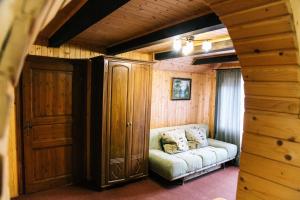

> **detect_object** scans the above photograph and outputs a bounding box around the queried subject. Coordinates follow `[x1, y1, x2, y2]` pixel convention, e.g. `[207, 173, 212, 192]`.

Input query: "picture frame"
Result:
[171, 78, 192, 100]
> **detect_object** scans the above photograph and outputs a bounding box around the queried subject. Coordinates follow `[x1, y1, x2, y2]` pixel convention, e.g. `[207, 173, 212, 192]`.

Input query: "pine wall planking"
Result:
[28, 44, 102, 58]
[150, 69, 216, 136]
[28, 44, 153, 61]
[204, 0, 300, 199]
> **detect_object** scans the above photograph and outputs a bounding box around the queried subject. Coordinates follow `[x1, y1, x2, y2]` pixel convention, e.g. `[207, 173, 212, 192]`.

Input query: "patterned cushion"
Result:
[185, 127, 208, 148]
[161, 129, 189, 154]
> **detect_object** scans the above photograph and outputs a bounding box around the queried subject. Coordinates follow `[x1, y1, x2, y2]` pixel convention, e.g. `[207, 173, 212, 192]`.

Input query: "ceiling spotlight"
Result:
[202, 40, 212, 52]
[173, 37, 182, 52]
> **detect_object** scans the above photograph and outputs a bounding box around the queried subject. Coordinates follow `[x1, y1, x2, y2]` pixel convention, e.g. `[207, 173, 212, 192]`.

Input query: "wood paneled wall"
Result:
[28, 44, 102, 59]
[150, 69, 216, 136]
[204, 0, 300, 199]
[28, 44, 152, 61]
[8, 106, 18, 197]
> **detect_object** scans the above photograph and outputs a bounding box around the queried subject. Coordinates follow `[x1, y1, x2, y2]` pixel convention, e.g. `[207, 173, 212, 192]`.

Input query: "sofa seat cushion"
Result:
[208, 139, 238, 159]
[190, 146, 228, 167]
[149, 149, 188, 180]
[149, 149, 202, 180]
[173, 151, 203, 172]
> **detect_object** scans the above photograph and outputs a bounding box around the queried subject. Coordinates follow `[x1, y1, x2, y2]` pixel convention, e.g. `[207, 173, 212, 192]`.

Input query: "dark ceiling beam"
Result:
[192, 54, 238, 65]
[154, 39, 234, 60]
[48, 0, 130, 47]
[155, 47, 234, 60]
[106, 13, 224, 55]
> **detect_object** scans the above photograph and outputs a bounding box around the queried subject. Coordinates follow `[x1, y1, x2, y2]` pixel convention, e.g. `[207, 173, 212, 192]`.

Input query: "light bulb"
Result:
[202, 40, 212, 52]
[173, 38, 182, 52]
[182, 40, 194, 56]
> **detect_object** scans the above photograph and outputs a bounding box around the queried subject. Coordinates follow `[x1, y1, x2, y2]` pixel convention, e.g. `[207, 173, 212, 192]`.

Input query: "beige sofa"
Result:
[149, 124, 237, 182]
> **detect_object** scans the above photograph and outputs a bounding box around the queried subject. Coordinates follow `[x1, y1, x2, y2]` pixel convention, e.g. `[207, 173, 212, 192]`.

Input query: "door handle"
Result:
[126, 122, 132, 127]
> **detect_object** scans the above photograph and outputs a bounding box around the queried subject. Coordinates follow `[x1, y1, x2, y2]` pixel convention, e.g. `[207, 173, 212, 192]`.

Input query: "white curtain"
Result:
[214, 69, 244, 164]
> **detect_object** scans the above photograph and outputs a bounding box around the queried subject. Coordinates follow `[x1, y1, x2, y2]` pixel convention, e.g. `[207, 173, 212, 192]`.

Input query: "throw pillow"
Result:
[185, 127, 208, 148]
[161, 129, 189, 154]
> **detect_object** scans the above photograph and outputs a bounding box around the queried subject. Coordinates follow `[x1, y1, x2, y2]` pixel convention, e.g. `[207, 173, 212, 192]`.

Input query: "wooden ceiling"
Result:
[70, 0, 211, 49]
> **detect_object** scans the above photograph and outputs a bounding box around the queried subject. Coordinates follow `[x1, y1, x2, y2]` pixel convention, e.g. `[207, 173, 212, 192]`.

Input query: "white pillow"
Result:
[185, 127, 208, 148]
[161, 129, 189, 154]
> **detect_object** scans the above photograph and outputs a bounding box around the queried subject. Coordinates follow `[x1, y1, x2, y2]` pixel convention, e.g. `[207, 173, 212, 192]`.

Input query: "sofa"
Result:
[149, 124, 237, 182]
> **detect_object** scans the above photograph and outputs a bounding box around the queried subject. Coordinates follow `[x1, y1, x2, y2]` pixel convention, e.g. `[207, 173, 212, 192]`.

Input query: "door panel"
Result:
[22, 57, 82, 193]
[107, 62, 131, 183]
[129, 64, 150, 177]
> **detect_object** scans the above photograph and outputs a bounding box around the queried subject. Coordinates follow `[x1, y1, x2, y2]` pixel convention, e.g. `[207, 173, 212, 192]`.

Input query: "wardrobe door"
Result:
[128, 64, 151, 178]
[106, 61, 132, 184]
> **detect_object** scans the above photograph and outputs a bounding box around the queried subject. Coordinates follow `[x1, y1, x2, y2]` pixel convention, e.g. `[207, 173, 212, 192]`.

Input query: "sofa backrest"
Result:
[149, 124, 209, 150]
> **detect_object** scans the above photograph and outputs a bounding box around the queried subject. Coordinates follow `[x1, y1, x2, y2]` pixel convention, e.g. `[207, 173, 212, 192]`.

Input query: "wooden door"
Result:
[106, 61, 132, 184]
[22, 57, 84, 193]
[128, 64, 151, 178]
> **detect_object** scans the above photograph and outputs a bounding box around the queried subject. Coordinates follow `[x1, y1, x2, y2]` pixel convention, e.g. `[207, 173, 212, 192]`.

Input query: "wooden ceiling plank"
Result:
[48, 0, 130, 47]
[106, 13, 224, 55]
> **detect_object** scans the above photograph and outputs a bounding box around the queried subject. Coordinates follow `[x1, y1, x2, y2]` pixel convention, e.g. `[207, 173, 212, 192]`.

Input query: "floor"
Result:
[15, 167, 239, 200]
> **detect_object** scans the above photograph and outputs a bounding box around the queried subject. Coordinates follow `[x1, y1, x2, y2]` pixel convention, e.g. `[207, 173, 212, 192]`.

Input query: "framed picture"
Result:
[171, 78, 192, 100]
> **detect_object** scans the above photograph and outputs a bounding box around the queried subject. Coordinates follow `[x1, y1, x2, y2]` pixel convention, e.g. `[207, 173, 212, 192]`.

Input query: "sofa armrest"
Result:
[208, 139, 237, 159]
[149, 149, 188, 180]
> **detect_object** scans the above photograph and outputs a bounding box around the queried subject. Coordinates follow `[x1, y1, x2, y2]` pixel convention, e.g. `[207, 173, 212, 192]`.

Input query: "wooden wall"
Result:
[150, 68, 216, 136]
[28, 44, 101, 58]
[204, 0, 300, 199]
[8, 106, 18, 197]
[28, 44, 153, 61]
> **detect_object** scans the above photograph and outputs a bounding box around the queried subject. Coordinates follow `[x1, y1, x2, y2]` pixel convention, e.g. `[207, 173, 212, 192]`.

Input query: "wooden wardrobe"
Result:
[89, 56, 152, 188]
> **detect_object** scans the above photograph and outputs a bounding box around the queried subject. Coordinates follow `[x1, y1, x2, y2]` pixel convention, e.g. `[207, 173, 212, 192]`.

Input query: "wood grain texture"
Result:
[22, 57, 79, 193]
[204, 0, 300, 199]
[129, 64, 151, 178]
[28, 44, 153, 62]
[8, 104, 18, 197]
[150, 69, 216, 137]
[237, 171, 300, 200]
[71, 0, 211, 48]
[28, 44, 102, 59]
[240, 152, 300, 191]
[90, 57, 151, 189]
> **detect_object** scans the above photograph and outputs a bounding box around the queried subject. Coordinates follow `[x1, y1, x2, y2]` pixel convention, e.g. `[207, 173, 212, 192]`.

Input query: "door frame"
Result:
[14, 55, 88, 195]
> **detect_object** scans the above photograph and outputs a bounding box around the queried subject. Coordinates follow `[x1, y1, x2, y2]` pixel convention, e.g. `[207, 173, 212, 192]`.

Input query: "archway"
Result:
[0, 0, 299, 199]
[204, 0, 300, 199]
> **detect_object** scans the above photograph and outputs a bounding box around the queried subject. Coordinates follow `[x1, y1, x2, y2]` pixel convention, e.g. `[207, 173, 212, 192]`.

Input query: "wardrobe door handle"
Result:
[126, 122, 130, 127]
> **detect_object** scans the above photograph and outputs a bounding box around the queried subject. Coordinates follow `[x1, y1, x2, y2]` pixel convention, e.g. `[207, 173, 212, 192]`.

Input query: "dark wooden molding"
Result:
[48, 0, 130, 47]
[106, 13, 224, 55]
[15, 84, 24, 195]
[154, 46, 234, 60]
[192, 54, 238, 65]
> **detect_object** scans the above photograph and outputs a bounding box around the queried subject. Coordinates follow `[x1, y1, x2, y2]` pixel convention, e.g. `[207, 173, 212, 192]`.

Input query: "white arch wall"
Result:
[0, 1, 69, 199]
[204, 0, 300, 199]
